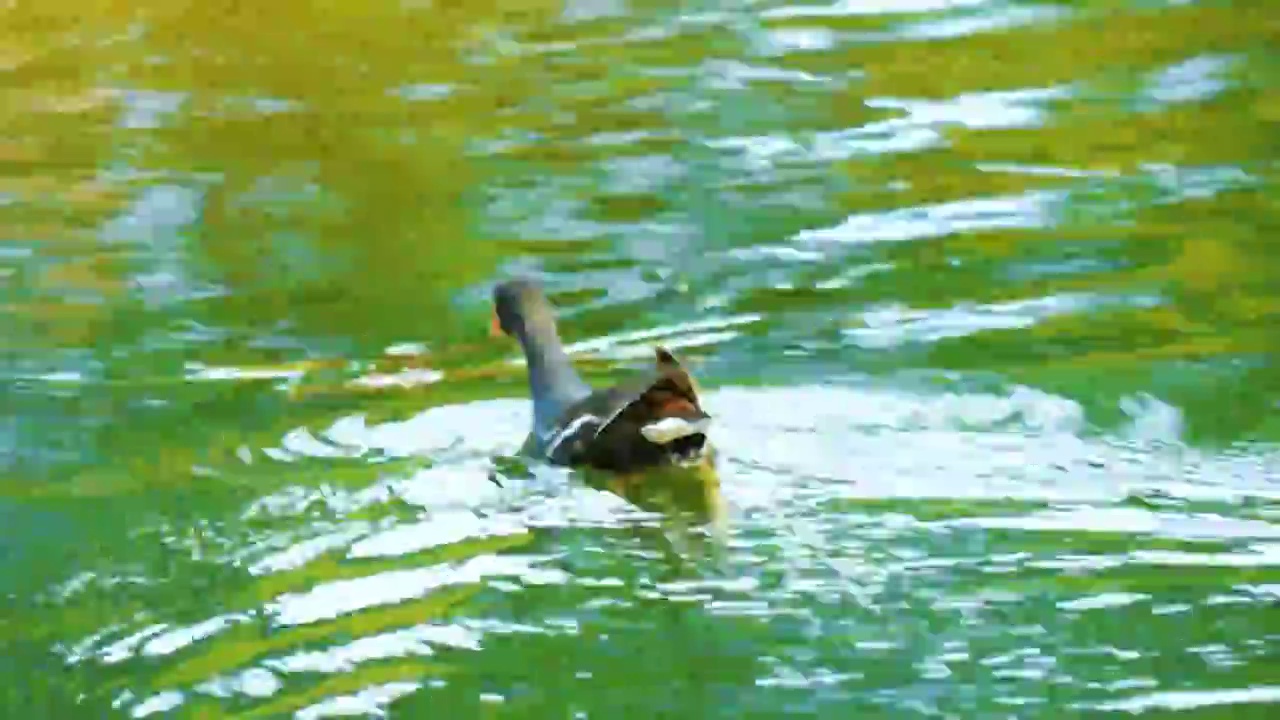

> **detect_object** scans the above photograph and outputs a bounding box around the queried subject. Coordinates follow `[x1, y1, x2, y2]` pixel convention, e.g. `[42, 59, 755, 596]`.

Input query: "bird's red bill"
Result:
[489, 311, 502, 338]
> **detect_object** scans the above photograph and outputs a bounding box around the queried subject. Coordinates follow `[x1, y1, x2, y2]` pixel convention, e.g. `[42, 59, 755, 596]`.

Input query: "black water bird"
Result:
[490, 278, 713, 473]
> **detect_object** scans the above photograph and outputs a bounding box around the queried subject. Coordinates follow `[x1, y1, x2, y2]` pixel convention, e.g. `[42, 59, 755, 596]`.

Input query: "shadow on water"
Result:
[3, 0, 1280, 717]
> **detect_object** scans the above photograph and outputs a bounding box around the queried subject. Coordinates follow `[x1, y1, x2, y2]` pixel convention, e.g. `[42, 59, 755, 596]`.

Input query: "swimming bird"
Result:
[491, 278, 712, 472]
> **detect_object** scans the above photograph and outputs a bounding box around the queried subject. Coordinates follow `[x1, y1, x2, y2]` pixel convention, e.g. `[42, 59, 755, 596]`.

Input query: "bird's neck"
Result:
[517, 318, 589, 432]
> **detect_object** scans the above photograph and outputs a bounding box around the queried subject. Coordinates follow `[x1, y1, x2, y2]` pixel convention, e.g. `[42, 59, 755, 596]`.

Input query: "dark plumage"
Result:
[492, 278, 712, 472]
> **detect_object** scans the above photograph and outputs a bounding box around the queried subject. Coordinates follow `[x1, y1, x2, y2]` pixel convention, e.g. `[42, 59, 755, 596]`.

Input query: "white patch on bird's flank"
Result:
[544, 414, 601, 458]
[640, 417, 711, 445]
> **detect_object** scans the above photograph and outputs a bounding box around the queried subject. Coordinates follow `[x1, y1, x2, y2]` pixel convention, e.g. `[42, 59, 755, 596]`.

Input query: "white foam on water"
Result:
[130, 690, 184, 718]
[246, 524, 374, 575]
[195, 667, 283, 699]
[844, 293, 1159, 349]
[183, 362, 305, 383]
[347, 512, 528, 559]
[794, 190, 1063, 245]
[295, 682, 423, 720]
[140, 614, 249, 659]
[267, 623, 480, 674]
[1143, 53, 1237, 107]
[763, 0, 991, 21]
[95, 624, 170, 665]
[1056, 592, 1150, 612]
[349, 367, 446, 389]
[1084, 686, 1280, 713]
[265, 554, 570, 628]
[707, 85, 1070, 169]
[898, 3, 1068, 40]
[560, 313, 763, 358]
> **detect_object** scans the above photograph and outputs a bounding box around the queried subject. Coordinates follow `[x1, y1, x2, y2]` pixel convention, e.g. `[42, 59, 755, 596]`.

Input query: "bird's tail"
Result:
[634, 347, 711, 446]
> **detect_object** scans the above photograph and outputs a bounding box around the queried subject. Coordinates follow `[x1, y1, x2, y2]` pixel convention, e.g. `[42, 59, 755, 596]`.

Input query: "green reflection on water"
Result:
[3, 0, 1279, 716]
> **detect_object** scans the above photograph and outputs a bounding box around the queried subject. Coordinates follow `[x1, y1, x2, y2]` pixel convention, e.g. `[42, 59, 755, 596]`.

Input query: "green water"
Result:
[3, 0, 1279, 717]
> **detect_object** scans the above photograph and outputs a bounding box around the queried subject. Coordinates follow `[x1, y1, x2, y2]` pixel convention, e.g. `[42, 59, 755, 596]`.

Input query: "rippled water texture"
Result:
[3, 0, 1279, 717]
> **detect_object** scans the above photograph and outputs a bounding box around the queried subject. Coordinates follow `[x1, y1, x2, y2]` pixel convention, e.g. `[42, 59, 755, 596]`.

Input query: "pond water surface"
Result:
[3, 0, 1279, 717]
